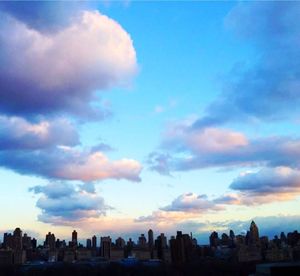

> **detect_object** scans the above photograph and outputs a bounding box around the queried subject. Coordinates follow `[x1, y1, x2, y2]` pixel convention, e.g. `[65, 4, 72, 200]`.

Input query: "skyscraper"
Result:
[13, 228, 22, 250]
[138, 234, 147, 248]
[92, 235, 97, 249]
[148, 229, 154, 248]
[45, 232, 56, 250]
[72, 230, 78, 247]
[86, 239, 92, 249]
[101, 236, 111, 259]
[249, 220, 260, 246]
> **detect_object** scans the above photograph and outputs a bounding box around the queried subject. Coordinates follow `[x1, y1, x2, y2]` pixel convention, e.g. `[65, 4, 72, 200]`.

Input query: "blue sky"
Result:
[0, 1, 300, 244]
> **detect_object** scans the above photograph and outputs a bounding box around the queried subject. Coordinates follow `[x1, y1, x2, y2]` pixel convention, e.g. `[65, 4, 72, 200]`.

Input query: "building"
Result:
[72, 230, 78, 247]
[86, 239, 92, 249]
[249, 221, 260, 246]
[115, 237, 125, 249]
[13, 228, 22, 250]
[170, 231, 193, 264]
[148, 229, 154, 248]
[100, 236, 111, 259]
[138, 234, 147, 248]
[45, 232, 56, 250]
[92, 235, 97, 249]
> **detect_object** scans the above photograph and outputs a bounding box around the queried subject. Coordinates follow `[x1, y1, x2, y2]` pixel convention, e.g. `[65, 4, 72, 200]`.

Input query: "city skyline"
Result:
[0, 1, 300, 245]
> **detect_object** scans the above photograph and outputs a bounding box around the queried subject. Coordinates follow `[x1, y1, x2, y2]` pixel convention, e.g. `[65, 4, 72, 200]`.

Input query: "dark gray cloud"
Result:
[194, 2, 300, 128]
[30, 182, 110, 223]
[0, 116, 79, 150]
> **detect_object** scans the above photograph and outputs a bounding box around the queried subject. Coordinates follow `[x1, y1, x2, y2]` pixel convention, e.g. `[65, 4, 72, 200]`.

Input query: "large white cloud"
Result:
[0, 10, 137, 117]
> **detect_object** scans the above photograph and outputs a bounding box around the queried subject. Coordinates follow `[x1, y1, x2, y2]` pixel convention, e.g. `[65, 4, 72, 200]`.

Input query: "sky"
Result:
[1, 1, 300, 245]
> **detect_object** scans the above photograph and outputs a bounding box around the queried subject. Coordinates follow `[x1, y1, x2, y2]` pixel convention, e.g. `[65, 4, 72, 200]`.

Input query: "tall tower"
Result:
[92, 235, 97, 249]
[148, 229, 154, 248]
[72, 230, 78, 247]
[13, 228, 23, 250]
[249, 220, 260, 246]
[100, 236, 111, 259]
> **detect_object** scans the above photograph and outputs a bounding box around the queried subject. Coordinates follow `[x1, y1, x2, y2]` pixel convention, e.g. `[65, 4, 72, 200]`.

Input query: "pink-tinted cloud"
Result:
[55, 151, 142, 182]
[0, 10, 137, 118]
[149, 119, 300, 173]
[0, 147, 142, 182]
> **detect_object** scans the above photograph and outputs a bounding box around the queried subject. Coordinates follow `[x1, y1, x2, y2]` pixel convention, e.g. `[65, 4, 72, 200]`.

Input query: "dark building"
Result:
[92, 235, 97, 249]
[249, 220, 260, 246]
[221, 233, 230, 246]
[155, 233, 167, 260]
[100, 236, 111, 259]
[115, 237, 125, 249]
[31, 238, 37, 249]
[138, 234, 147, 248]
[72, 230, 78, 247]
[148, 229, 154, 248]
[86, 239, 91, 249]
[45, 232, 56, 250]
[13, 228, 22, 250]
[170, 231, 193, 265]
[209, 231, 219, 247]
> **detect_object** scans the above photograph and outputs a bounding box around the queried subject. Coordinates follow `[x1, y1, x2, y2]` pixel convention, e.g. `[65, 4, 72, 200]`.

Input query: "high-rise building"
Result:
[45, 232, 56, 250]
[22, 233, 32, 250]
[31, 238, 37, 249]
[86, 239, 92, 249]
[100, 236, 111, 259]
[13, 228, 22, 250]
[209, 231, 219, 247]
[138, 234, 147, 248]
[72, 230, 78, 247]
[148, 229, 154, 248]
[221, 233, 230, 246]
[155, 233, 167, 260]
[249, 220, 260, 246]
[115, 237, 125, 249]
[170, 231, 193, 264]
[92, 235, 97, 249]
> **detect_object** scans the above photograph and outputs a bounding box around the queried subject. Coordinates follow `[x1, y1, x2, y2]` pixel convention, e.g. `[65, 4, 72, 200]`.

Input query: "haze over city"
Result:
[0, 0, 300, 248]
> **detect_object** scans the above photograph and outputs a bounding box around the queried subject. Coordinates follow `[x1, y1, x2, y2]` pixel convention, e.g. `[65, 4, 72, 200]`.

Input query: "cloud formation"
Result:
[193, 2, 300, 127]
[0, 116, 79, 150]
[0, 147, 142, 182]
[149, 119, 300, 173]
[0, 9, 137, 118]
[0, 1, 93, 32]
[135, 193, 224, 224]
[227, 167, 300, 204]
[0, 5, 143, 185]
[30, 182, 110, 223]
[161, 193, 222, 212]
